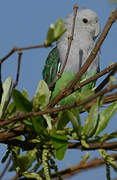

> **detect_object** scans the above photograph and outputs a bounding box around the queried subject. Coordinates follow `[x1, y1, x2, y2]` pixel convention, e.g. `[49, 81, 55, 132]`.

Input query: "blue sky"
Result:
[0, 0, 117, 179]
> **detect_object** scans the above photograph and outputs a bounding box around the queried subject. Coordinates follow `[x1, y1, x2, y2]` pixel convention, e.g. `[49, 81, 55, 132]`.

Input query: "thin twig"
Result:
[74, 62, 117, 91]
[49, 4, 78, 89]
[68, 141, 117, 151]
[0, 157, 11, 180]
[0, 47, 17, 64]
[0, 125, 30, 142]
[1, 135, 117, 152]
[104, 92, 117, 104]
[47, 9, 117, 108]
[13, 51, 22, 88]
[0, 83, 117, 128]
[83, 92, 117, 110]
[0, 43, 49, 64]
[1, 51, 23, 119]
[10, 174, 19, 180]
[51, 154, 117, 179]
[95, 64, 117, 93]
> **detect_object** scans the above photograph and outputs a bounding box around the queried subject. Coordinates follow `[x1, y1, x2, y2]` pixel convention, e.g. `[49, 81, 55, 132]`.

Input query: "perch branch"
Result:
[95, 64, 117, 93]
[0, 83, 117, 128]
[74, 62, 117, 91]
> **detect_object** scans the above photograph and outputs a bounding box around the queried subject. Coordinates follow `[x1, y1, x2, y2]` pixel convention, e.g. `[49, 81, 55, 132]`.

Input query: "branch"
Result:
[47, 9, 117, 108]
[74, 62, 117, 91]
[84, 92, 117, 110]
[49, 4, 78, 89]
[1, 131, 117, 151]
[95, 64, 117, 93]
[51, 153, 117, 179]
[0, 157, 11, 180]
[0, 44, 49, 64]
[10, 174, 19, 180]
[0, 125, 30, 142]
[0, 83, 117, 128]
[68, 141, 117, 151]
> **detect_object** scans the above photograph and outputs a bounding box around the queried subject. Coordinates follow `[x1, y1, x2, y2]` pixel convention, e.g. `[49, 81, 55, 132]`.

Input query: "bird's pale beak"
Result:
[94, 22, 100, 38]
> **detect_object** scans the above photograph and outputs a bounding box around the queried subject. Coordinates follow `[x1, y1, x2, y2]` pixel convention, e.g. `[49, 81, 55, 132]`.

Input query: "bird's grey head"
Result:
[65, 8, 100, 40]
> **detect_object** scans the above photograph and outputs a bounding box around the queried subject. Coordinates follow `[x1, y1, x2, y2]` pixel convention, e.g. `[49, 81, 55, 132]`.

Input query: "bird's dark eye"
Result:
[82, 18, 88, 23]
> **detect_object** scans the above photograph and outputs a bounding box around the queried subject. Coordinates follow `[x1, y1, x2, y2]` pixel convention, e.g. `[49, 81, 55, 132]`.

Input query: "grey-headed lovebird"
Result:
[43, 9, 100, 105]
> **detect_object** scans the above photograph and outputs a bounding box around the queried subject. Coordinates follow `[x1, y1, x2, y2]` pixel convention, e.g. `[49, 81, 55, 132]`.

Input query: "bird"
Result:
[42, 8, 100, 105]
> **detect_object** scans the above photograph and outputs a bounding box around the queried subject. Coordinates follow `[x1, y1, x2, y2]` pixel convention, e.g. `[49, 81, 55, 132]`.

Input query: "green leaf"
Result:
[76, 89, 94, 102]
[32, 116, 47, 134]
[45, 24, 55, 45]
[94, 101, 117, 137]
[22, 88, 29, 100]
[50, 134, 68, 160]
[71, 108, 82, 136]
[81, 139, 89, 148]
[14, 155, 31, 173]
[0, 76, 12, 117]
[33, 80, 52, 130]
[67, 110, 79, 136]
[43, 114, 53, 130]
[7, 101, 16, 117]
[23, 172, 42, 180]
[45, 18, 66, 46]
[54, 18, 66, 39]
[12, 89, 32, 112]
[52, 71, 79, 105]
[81, 152, 90, 161]
[33, 80, 51, 110]
[82, 100, 99, 138]
[57, 110, 72, 130]
[11, 149, 37, 173]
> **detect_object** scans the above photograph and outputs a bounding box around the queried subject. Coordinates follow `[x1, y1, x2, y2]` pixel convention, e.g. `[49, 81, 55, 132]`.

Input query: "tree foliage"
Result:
[0, 4, 117, 180]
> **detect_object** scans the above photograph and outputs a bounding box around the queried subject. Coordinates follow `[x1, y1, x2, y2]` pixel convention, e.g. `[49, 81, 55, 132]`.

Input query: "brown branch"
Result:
[49, 4, 78, 89]
[84, 92, 117, 110]
[95, 64, 117, 93]
[0, 157, 11, 180]
[104, 92, 117, 104]
[13, 51, 22, 88]
[10, 174, 19, 180]
[0, 125, 30, 142]
[68, 141, 117, 151]
[1, 51, 23, 119]
[2, 139, 36, 151]
[51, 153, 117, 179]
[0, 44, 49, 64]
[0, 47, 17, 64]
[74, 62, 117, 91]
[47, 9, 117, 108]
[1, 129, 117, 151]
[0, 83, 117, 128]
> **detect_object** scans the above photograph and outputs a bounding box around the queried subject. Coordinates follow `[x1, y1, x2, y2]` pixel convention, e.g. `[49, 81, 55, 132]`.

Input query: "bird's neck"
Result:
[75, 31, 94, 42]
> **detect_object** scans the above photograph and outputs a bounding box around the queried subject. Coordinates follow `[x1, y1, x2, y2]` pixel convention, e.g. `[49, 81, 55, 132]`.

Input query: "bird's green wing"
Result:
[42, 47, 60, 86]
